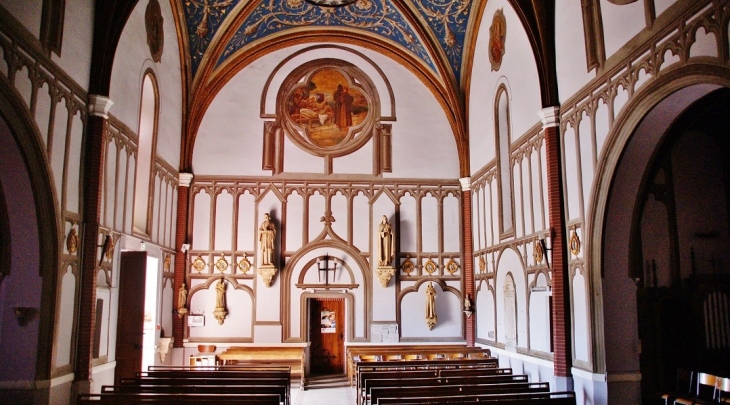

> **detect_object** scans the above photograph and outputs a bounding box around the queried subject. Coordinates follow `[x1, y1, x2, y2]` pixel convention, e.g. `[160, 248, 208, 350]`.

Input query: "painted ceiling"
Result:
[183, 0, 474, 84]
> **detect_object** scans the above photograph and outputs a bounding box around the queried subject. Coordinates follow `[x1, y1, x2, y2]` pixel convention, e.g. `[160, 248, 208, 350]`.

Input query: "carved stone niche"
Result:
[376, 266, 395, 288]
[258, 264, 278, 287]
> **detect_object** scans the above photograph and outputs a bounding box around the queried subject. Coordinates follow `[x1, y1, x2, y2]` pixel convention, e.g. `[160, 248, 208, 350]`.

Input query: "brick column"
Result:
[74, 95, 113, 388]
[539, 107, 573, 384]
[460, 177, 475, 346]
[173, 173, 193, 348]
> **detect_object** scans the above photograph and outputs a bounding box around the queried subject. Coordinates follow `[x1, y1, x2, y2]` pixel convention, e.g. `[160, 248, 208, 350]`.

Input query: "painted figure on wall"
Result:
[259, 213, 276, 266]
[378, 215, 395, 267]
[285, 68, 369, 148]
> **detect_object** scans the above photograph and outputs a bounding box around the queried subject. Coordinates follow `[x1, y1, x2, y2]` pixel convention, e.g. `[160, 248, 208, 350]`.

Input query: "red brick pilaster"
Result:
[173, 173, 193, 347]
[460, 177, 475, 346]
[75, 95, 114, 383]
[540, 107, 572, 377]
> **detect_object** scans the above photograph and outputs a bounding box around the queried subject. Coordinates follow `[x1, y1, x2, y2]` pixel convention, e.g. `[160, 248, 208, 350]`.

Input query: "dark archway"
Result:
[0, 81, 59, 401]
[633, 88, 730, 401]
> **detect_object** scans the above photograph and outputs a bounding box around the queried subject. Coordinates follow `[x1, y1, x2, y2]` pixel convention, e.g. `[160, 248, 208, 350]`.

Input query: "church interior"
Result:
[1, 0, 730, 404]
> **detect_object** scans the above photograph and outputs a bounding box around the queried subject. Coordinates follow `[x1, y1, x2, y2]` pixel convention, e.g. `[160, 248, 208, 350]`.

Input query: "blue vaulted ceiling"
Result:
[183, 0, 474, 84]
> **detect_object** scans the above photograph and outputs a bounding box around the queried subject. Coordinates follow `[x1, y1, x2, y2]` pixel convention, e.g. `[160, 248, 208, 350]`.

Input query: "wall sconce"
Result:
[463, 294, 473, 318]
[13, 307, 38, 326]
[156, 337, 174, 362]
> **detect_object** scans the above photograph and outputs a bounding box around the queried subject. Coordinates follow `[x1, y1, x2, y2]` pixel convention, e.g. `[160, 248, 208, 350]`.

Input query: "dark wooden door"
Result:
[114, 251, 147, 384]
[309, 298, 344, 375]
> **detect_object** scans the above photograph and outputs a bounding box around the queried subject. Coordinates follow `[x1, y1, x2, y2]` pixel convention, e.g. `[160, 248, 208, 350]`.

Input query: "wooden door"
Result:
[309, 298, 344, 375]
[114, 251, 147, 384]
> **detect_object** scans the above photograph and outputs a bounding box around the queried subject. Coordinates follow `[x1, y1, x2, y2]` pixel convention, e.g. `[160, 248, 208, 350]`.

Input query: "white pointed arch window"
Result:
[133, 71, 159, 235]
[495, 85, 514, 237]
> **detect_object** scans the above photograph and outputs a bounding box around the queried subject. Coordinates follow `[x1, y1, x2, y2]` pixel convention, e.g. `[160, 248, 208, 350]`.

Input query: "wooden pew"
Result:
[370, 381, 550, 405]
[359, 368, 517, 405]
[102, 384, 288, 405]
[77, 392, 281, 404]
[347, 344, 492, 384]
[375, 390, 577, 404]
[355, 357, 498, 394]
[218, 347, 305, 389]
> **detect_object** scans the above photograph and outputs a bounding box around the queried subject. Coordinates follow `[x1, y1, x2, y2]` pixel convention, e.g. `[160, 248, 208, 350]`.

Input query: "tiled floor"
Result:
[292, 384, 355, 405]
[293, 374, 355, 405]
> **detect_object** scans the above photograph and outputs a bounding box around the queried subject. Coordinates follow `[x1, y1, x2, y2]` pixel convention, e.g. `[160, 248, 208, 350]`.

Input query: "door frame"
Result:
[303, 292, 354, 374]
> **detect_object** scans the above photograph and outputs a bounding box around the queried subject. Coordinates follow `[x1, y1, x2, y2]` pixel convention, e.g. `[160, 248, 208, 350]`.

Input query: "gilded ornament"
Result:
[479, 255, 486, 273]
[401, 254, 415, 275]
[533, 239, 544, 264]
[237, 253, 251, 274]
[213, 278, 227, 325]
[570, 228, 581, 257]
[445, 257, 459, 275]
[424, 258, 437, 275]
[164, 253, 171, 271]
[258, 265, 277, 287]
[192, 256, 206, 272]
[144, 0, 164, 63]
[66, 227, 79, 254]
[215, 255, 229, 272]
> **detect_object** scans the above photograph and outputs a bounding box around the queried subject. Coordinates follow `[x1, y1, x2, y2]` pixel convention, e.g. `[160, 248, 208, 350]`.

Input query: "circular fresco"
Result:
[305, 0, 357, 7]
[286, 69, 369, 148]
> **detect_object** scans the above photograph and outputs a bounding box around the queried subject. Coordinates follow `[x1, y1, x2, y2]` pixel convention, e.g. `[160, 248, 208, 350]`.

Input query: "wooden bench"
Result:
[103, 384, 288, 405]
[358, 365, 511, 405]
[370, 381, 550, 405]
[347, 344, 491, 384]
[375, 390, 577, 404]
[363, 373, 528, 405]
[218, 347, 305, 389]
[355, 357, 498, 395]
[77, 392, 281, 404]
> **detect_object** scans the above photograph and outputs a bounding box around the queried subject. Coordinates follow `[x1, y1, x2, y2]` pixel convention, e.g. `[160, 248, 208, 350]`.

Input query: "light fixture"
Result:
[181, 243, 190, 253]
[317, 254, 337, 286]
[305, 0, 357, 7]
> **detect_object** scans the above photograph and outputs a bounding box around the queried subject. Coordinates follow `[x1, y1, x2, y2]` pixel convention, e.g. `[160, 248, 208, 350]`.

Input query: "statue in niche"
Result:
[425, 282, 437, 330]
[259, 213, 276, 266]
[378, 215, 394, 266]
[177, 282, 188, 318]
[213, 278, 227, 325]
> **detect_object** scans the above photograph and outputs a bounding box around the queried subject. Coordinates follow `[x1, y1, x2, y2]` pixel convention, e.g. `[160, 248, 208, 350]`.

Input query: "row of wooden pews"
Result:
[352, 347, 576, 405]
[77, 365, 291, 404]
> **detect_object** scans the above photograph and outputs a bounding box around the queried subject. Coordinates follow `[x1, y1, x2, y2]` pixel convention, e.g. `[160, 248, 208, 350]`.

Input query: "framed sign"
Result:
[320, 309, 336, 333]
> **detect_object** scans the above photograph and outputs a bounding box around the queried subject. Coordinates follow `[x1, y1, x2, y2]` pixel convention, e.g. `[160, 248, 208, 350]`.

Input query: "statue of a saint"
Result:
[426, 282, 437, 329]
[215, 278, 226, 309]
[178, 283, 188, 309]
[378, 215, 395, 266]
[259, 213, 276, 266]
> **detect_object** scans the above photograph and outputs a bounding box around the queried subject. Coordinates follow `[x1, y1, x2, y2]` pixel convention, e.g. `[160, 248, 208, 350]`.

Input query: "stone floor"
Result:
[292, 374, 355, 405]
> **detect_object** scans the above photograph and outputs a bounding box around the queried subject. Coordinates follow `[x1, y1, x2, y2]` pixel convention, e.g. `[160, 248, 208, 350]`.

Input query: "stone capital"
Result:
[459, 177, 471, 191]
[538, 107, 560, 128]
[179, 173, 194, 187]
[88, 95, 114, 119]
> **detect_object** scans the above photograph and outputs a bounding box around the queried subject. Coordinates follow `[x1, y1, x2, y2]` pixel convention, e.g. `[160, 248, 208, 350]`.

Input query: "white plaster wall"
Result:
[52, 1, 93, 90]
[476, 281, 495, 341]
[0, 0, 42, 38]
[528, 274, 550, 353]
[468, 0, 542, 173]
[555, 0, 594, 103]
[601, 0, 645, 60]
[195, 45, 457, 179]
[109, 0, 182, 168]
[655, 0, 679, 16]
[400, 281, 463, 339]
[495, 248, 527, 347]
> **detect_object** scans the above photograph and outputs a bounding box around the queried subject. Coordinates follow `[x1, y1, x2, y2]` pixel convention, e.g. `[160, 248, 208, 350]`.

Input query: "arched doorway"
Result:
[592, 74, 730, 403]
[0, 83, 59, 401]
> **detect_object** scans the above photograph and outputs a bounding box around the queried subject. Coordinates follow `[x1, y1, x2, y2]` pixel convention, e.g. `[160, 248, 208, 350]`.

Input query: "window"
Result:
[495, 85, 514, 236]
[133, 72, 159, 235]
